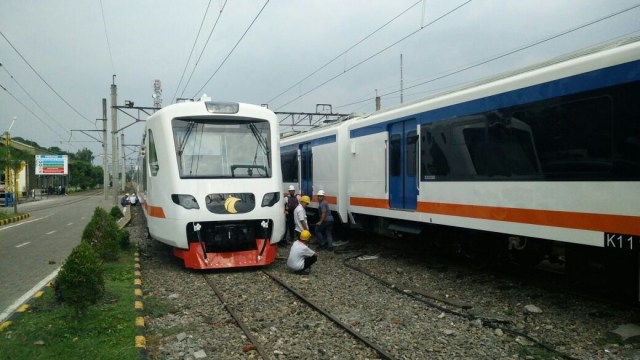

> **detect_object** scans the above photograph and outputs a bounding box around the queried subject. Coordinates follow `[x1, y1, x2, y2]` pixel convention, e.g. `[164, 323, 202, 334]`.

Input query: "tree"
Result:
[0, 139, 32, 213]
[54, 242, 104, 317]
[75, 148, 93, 163]
[11, 137, 40, 148]
[46, 146, 65, 154]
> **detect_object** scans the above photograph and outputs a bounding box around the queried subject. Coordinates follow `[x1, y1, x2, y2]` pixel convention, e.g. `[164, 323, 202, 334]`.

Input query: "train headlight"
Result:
[261, 192, 280, 207]
[205, 102, 239, 114]
[172, 194, 200, 209]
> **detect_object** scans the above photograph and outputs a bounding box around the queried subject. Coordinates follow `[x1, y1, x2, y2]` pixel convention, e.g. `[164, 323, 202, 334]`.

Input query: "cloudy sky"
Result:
[1, 0, 639, 166]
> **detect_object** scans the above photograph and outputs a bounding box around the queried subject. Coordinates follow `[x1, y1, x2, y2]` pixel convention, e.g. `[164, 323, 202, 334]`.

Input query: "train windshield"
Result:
[172, 118, 271, 178]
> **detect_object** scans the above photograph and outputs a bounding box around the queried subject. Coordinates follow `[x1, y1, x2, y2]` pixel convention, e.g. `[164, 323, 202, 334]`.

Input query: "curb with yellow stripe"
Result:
[0, 283, 50, 332]
[0, 213, 31, 226]
[0, 206, 145, 358]
[134, 250, 147, 359]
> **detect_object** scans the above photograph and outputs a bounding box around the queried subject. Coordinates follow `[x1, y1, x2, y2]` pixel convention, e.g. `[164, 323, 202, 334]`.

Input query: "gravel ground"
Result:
[128, 207, 640, 360]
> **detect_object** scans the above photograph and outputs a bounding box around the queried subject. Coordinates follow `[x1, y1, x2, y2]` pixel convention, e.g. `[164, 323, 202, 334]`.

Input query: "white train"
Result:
[282, 37, 640, 295]
[135, 98, 285, 269]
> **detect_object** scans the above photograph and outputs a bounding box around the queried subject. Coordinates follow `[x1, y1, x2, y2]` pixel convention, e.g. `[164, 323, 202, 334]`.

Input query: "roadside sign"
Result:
[35, 155, 68, 175]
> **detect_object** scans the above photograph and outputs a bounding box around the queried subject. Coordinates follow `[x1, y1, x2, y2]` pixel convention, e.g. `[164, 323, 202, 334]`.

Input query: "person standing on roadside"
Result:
[293, 195, 311, 241]
[315, 190, 334, 251]
[284, 185, 300, 244]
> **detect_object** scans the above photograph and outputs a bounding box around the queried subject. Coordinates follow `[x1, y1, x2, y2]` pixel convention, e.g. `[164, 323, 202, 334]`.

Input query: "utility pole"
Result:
[111, 75, 118, 206]
[121, 132, 125, 192]
[375, 89, 381, 111]
[4, 117, 18, 213]
[102, 98, 108, 200]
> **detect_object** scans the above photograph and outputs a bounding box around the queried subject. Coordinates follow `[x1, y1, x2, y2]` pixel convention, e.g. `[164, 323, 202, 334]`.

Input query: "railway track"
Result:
[202, 270, 393, 359]
[135, 205, 640, 359]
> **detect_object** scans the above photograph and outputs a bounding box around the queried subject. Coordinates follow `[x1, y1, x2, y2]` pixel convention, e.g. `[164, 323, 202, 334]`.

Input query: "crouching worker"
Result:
[286, 230, 317, 274]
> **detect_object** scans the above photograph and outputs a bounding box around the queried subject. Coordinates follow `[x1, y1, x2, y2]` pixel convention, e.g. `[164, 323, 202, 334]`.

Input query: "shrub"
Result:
[119, 229, 131, 249]
[54, 242, 105, 317]
[110, 205, 124, 219]
[82, 207, 121, 261]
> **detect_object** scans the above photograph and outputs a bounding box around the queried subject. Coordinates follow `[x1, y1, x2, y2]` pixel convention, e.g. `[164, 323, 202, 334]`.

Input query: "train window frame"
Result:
[511, 94, 617, 180]
[172, 117, 272, 179]
[389, 134, 401, 177]
[280, 149, 298, 183]
[148, 130, 159, 176]
[420, 124, 450, 179]
[406, 130, 418, 177]
[419, 82, 640, 182]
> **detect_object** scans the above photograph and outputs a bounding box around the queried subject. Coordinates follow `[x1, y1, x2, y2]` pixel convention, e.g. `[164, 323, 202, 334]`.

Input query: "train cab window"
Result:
[172, 118, 271, 178]
[148, 130, 159, 176]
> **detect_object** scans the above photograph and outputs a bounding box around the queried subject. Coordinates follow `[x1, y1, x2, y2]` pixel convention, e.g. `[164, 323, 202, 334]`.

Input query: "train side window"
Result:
[463, 128, 487, 176]
[148, 130, 159, 176]
[420, 124, 450, 179]
[280, 150, 298, 182]
[463, 119, 540, 178]
[513, 95, 613, 179]
[390, 134, 401, 177]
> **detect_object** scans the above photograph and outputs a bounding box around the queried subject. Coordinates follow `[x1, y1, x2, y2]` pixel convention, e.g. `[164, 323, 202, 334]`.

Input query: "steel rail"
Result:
[201, 274, 273, 360]
[262, 270, 397, 360]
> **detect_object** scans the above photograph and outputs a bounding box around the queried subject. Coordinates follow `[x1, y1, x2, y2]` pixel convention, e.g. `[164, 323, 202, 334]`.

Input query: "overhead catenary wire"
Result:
[273, 0, 473, 111]
[172, 0, 223, 103]
[265, 0, 423, 106]
[1, 64, 71, 136]
[98, 0, 116, 76]
[0, 82, 78, 151]
[379, 3, 640, 100]
[190, 0, 270, 99]
[0, 30, 95, 126]
[333, 3, 640, 111]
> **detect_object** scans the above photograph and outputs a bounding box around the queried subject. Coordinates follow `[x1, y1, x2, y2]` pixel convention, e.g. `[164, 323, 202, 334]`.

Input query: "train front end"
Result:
[143, 100, 285, 269]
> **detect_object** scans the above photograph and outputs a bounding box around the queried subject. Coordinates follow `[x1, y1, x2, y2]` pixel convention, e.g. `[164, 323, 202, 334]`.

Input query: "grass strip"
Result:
[0, 247, 139, 360]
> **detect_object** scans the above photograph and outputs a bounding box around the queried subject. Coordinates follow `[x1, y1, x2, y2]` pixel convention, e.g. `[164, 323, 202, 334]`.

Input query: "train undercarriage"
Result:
[348, 213, 640, 303]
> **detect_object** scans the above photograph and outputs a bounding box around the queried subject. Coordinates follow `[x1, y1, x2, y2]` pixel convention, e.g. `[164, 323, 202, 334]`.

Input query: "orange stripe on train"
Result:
[313, 195, 337, 205]
[349, 196, 640, 236]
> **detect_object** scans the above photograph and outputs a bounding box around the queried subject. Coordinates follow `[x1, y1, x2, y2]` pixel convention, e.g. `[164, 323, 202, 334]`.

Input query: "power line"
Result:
[178, 0, 229, 100]
[274, 0, 473, 110]
[0, 30, 94, 125]
[99, 0, 116, 75]
[266, 0, 422, 105]
[1, 63, 72, 135]
[171, 0, 215, 104]
[379, 3, 640, 99]
[0, 82, 73, 146]
[191, 0, 270, 98]
[334, 4, 640, 112]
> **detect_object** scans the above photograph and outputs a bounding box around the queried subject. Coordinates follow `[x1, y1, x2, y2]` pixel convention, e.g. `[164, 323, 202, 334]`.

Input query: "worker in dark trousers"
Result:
[283, 185, 300, 245]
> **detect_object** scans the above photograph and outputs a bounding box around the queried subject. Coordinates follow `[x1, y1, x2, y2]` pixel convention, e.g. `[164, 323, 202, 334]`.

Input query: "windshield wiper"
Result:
[178, 121, 197, 156]
[248, 123, 269, 159]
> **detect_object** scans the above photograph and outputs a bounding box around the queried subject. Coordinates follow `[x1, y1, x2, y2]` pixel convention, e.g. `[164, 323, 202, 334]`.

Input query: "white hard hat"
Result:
[317, 190, 325, 196]
[288, 185, 295, 191]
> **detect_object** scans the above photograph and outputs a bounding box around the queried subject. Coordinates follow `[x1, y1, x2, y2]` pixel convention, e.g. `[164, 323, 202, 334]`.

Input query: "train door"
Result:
[300, 143, 313, 196]
[388, 119, 419, 210]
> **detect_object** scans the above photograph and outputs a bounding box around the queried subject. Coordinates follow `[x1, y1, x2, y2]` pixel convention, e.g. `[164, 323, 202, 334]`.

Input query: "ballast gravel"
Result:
[125, 207, 640, 360]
